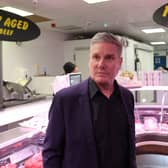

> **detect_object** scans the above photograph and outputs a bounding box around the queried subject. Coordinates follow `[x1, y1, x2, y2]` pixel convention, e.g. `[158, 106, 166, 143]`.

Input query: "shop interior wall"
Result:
[154, 50, 168, 68]
[2, 30, 66, 83]
[1, 31, 154, 94]
[64, 37, 154, 80]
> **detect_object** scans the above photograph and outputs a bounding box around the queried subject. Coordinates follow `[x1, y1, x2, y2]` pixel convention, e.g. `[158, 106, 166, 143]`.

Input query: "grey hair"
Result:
[90, 32, 122, 56]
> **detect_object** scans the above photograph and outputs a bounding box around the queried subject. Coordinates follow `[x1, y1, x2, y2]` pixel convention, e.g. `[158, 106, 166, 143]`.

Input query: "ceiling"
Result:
[0, 0, 168, 50]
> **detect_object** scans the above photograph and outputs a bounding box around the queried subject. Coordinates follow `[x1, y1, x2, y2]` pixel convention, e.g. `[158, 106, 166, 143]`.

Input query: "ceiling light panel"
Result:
[150, 41, 166, 45]
[141, 28, 166, 34]
[0, 6, 33, 16]
[83, 0, 111, 4]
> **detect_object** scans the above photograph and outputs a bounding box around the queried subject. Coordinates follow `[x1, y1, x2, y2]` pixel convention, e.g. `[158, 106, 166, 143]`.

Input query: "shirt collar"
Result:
[89, 78, 120, 99]
[89, 78, 99, 99]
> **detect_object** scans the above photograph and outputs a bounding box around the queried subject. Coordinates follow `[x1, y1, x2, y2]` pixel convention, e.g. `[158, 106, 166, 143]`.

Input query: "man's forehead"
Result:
[91, 42, 118, 49]
[90, 42, 121, 56]
[90, 43, 118, 51]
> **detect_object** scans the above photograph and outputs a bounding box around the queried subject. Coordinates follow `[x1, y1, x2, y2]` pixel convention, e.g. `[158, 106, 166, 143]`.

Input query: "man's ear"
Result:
[119, 56, 123, 65]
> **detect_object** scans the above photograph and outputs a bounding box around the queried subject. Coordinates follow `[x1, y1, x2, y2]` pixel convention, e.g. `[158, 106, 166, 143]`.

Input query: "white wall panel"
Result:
[2, 30, 66, 82]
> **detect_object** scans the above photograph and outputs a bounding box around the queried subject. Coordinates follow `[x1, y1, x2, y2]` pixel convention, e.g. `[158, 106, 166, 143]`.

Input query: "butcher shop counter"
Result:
[136, 122, 168, 155]
[131, 86, 168, 167]
[0, 97, 52, 132]
[130, 86, 168, 154]
[135, 120, 168, 168]
[0, 97, 51, 167]
[0, 126, 45, 167]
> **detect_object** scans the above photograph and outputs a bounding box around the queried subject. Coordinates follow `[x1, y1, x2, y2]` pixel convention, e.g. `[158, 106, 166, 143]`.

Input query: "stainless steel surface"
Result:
[0, 127, 39, 149]
[2, 94, 46, 108]
[1, 76, 46, 109]
[135, 104, 168, 110]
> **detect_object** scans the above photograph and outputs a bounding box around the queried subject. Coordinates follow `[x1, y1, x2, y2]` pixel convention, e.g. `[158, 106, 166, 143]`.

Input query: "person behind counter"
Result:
[52, 61, 79, 94]
[63, 61, 78, 74]
[42, 32, 137, 168]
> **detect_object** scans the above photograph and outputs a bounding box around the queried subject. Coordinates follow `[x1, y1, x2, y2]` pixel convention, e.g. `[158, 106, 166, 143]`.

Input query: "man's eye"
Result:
[105, 55, 115, 60]
[93, 55, 99, 60]
[106, 56, 113, 60]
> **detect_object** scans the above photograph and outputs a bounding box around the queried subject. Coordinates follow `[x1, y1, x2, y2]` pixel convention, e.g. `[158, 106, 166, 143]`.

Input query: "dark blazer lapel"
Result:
[117, 84, 133, 127]
[118, 84, 136, 167]
[79, 79, 96, 146]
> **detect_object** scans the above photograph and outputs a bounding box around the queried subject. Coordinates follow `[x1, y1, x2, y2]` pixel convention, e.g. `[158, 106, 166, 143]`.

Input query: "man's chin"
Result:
[94, 78, 108, 84]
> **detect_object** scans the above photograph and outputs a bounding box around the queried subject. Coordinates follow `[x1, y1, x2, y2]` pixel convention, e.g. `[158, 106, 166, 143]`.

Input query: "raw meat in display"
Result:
[0, 163, 16, 168]
[24, 152, 43, 168]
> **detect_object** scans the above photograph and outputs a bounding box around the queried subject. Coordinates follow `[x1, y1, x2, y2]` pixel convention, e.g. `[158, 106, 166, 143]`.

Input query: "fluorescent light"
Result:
[83, 0, 110, 4]
[150, 41, 166, 45]
[0, 6, 33, 16]
[141, 28, 166, 34]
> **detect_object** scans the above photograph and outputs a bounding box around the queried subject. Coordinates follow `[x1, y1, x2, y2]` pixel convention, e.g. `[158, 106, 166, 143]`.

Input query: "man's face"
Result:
[89, 42, 122, 86]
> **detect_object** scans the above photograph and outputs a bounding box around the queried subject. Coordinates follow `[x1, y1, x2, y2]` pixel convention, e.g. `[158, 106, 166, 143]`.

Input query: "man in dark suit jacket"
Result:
[42, 32, 137, 168]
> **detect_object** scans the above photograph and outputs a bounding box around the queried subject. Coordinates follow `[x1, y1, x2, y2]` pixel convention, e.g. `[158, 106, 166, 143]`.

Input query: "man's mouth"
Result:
[96, 72, 107, 76]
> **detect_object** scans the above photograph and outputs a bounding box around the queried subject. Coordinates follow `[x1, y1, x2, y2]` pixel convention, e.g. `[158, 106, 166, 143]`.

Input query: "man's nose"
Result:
[98, 58, 105, 67]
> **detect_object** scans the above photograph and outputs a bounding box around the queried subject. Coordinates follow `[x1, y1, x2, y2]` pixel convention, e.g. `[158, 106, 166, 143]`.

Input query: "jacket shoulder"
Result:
[55, 79, 89, 98]
[118, 84, 133, 96]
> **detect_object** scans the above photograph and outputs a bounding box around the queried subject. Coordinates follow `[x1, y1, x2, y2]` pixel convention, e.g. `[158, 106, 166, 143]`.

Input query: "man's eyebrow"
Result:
[105, 54, 115, 57]
[92, 53, 99, 56]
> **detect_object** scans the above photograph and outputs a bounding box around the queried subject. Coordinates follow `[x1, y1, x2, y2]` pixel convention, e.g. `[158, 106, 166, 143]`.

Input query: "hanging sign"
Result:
[0, 9, 40, 41]
[153, 3, 168, 27]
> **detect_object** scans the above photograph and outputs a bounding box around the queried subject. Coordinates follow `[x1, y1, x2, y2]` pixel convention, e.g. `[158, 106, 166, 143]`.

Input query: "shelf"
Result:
[135, 104, 168, 110]
[0, 127, 39, 149]
[130, 86, 168, 91]
[0, 98, 52, 127]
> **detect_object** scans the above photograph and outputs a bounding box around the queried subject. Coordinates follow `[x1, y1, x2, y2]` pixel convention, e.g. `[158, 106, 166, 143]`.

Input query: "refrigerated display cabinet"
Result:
[1, 86, 168, 167]
[0, 127, 45, 168]
[131, 86, 168, 155]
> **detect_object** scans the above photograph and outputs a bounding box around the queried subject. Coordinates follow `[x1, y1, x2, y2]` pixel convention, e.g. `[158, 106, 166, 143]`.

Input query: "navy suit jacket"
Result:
[43, 78, 137, 168]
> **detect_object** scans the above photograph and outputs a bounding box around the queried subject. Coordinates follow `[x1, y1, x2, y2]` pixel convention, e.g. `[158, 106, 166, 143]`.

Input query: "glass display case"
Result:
[0, 100, 50, 167]
[0, 127, 45, 167]
[131, 86, 168, 155]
